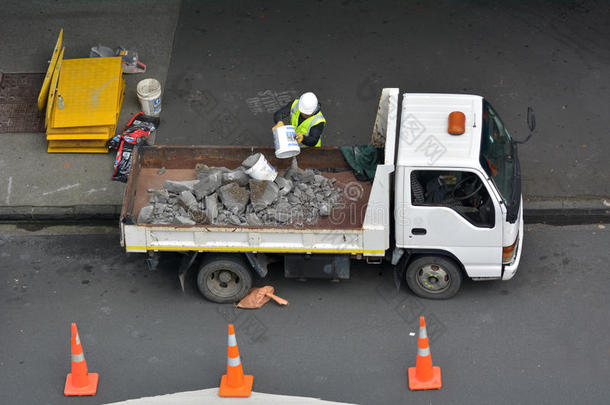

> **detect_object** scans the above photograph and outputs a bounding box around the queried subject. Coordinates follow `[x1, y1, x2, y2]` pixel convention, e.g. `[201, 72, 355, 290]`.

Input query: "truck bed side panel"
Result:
[123, 225, 380, 254]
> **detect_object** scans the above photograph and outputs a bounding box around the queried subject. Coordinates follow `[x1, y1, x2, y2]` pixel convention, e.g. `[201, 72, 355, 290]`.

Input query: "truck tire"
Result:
[405, 256, 462, 299]
[197, 255, 253, 303]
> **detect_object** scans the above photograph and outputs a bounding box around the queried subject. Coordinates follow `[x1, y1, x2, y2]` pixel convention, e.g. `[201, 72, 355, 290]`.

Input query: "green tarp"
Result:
[340, 145, 382, 181]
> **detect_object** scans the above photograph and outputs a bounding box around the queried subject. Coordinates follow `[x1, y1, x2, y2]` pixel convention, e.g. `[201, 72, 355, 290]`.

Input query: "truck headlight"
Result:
[503, 232, 519, 265]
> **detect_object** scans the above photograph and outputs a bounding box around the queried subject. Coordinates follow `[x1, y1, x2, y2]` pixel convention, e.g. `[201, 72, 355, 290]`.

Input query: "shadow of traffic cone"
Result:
[408, 316, 442, 390]
[64, 323, 99, 396]
[218, 324, 253, 397]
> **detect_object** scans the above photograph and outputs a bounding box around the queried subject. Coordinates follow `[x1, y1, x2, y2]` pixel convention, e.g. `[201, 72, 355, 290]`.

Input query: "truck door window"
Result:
[411, 170, 495, 228]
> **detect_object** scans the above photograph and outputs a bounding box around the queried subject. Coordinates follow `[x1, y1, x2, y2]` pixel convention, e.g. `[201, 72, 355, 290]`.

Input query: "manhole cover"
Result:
[0, 73, 46, 133]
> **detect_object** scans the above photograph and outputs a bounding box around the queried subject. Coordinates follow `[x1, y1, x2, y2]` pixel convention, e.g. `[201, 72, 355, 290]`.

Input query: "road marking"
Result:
[85, 187, 107, 195]
[42, 183, 80, 196]
[5, 176, 12, 204]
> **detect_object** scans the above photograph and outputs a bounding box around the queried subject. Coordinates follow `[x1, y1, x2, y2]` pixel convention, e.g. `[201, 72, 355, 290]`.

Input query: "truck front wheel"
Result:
[405, 256, 462, 299]
[197, 255, 253, 303]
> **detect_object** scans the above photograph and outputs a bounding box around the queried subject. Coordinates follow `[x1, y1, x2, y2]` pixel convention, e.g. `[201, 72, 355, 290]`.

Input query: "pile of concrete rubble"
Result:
[137, 154, 343, 227]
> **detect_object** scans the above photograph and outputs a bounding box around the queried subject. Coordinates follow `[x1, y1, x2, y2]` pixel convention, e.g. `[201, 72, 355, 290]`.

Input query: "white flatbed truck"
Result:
[120, 88, 524, 302]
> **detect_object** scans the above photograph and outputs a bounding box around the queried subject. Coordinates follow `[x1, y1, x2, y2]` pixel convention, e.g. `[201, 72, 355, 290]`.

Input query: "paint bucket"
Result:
[244, 153, 277, 181]
[136, 78, 162, 116]
[273, 125, 300, 159]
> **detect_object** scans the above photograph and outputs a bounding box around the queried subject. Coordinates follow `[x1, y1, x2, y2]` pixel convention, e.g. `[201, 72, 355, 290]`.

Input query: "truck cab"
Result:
[393, 92, 524, 298]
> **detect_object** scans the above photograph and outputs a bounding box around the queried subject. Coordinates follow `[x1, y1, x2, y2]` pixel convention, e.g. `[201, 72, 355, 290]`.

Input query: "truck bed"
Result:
[122, 145, 372, 231]
[120, 89, 396, 256]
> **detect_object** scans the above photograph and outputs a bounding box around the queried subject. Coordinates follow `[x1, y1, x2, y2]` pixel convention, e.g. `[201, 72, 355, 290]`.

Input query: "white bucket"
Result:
[136, 78, 162, 116]
[273, 125, 300, 159]
[244, 153, 278, 181]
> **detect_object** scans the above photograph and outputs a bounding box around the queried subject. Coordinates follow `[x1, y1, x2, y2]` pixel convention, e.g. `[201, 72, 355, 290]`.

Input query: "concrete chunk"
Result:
[283, 157, 300, 180]
[274, 176, 293, 195]
[137, 205, 154, 223]
[178, 191, 209, 224]
[191, 209, 209, 224]
[247, 212, 263, 226]
[178, 190, 198, 211]
[174, 215, 196, 225]
[274, 202, 292, 223]
[296, 169, 316, 183]
[288, 194, 301, 205]
[249, 179, 279, 211]
[163, 180, 198, 194]
[319, 203, 331, 216]
[193, 171, 222, 199]
[228, 214, 242, 226]
[222, 167, 250, 186]
[205, 193, 219, 222]
[195, 163, 209, 173]
[218, 183, 250, 215]
[314, 174, 328, 186]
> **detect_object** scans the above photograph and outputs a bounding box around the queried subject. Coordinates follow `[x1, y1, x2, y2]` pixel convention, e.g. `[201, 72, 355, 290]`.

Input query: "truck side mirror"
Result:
[527, 107, 536, 132]
[515, 107, 536, 145]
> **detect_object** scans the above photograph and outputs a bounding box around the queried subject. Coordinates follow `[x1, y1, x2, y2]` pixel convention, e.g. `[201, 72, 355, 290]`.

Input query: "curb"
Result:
[523, 198, 610, 225]
[0, 199, 609, 225]
[0, 205, 121, 221]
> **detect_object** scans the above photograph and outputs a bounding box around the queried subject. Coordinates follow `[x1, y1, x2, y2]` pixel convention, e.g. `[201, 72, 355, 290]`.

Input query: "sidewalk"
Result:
[104, 388, 355, 405]
[0, 1, 608, 223]
[0, 0, 180, 219]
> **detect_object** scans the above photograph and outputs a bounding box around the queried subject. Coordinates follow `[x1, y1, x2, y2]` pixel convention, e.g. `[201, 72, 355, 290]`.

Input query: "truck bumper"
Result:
[502, 208, 524, 281]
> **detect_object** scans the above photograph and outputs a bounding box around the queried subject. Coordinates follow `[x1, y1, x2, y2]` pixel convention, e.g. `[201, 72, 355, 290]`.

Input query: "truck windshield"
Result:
[479, 100, 514, 203]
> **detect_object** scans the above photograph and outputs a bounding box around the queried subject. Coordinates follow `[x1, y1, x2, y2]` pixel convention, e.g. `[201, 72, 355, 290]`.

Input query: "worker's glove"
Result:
[272, 121, 284, 129]
[295, 133, 303, 143]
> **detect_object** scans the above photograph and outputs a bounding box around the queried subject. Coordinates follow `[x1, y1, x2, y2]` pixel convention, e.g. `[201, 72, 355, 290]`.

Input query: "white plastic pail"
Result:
[273, 125, 300, 159]
[244, 154, 278, 181]
[136, 78, 162, 116]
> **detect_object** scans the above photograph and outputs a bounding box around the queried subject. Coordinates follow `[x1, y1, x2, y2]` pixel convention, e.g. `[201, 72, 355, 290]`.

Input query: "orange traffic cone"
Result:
[64, 323, 99, 396]
[408, 316, 442, 390]
[218, 324, 253, 397]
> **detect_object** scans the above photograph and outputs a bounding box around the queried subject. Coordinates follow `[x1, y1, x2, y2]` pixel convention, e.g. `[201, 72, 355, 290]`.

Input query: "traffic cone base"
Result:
[64, 372, 99, 396]
[408, 366, 441, 390]
[219, 374, 253, 397]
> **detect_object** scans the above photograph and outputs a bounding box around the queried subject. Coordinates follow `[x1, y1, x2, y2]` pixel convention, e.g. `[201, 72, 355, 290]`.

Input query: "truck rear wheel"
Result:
[197, 255, 252, 303]
[405, 256, 462, 299]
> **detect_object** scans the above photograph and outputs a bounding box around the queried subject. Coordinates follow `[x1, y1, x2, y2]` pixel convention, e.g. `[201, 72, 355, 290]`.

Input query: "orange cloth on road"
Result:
[237, 286, 288, 308]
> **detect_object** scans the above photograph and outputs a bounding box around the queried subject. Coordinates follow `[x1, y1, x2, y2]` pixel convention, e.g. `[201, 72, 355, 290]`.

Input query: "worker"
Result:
[273, 92, 326, 147]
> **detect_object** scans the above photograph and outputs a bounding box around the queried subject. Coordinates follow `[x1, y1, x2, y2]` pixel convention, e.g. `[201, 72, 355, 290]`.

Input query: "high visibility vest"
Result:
[290, 99, 326, 147]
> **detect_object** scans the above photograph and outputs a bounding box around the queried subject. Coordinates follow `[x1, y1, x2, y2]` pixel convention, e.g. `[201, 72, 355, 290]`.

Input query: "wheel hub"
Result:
[417, 264, 450, 292]
[206, 269, 241, 298]
[218, 271, 232, 283]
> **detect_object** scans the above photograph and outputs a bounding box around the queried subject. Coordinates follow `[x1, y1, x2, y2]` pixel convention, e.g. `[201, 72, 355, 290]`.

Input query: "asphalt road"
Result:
[0, 223, 608, 404]
[160, 0, 610, 199]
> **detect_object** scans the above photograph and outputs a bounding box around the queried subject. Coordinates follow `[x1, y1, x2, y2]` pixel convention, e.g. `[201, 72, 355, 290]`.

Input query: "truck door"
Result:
[403, 168, 503, 278]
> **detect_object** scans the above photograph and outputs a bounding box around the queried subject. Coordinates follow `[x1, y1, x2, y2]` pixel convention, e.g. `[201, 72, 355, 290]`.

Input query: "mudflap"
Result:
[244, 252, 269, 278]
[392, 254, 408, 291]
[178, 251, 199, 291]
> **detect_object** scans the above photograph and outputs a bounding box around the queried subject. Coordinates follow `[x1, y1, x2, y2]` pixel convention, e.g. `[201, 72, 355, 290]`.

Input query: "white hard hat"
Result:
[298, 92, 318, 115]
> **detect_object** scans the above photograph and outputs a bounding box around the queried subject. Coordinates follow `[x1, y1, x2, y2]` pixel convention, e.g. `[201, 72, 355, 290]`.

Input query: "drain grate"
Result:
[0, 73, 46, 133]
